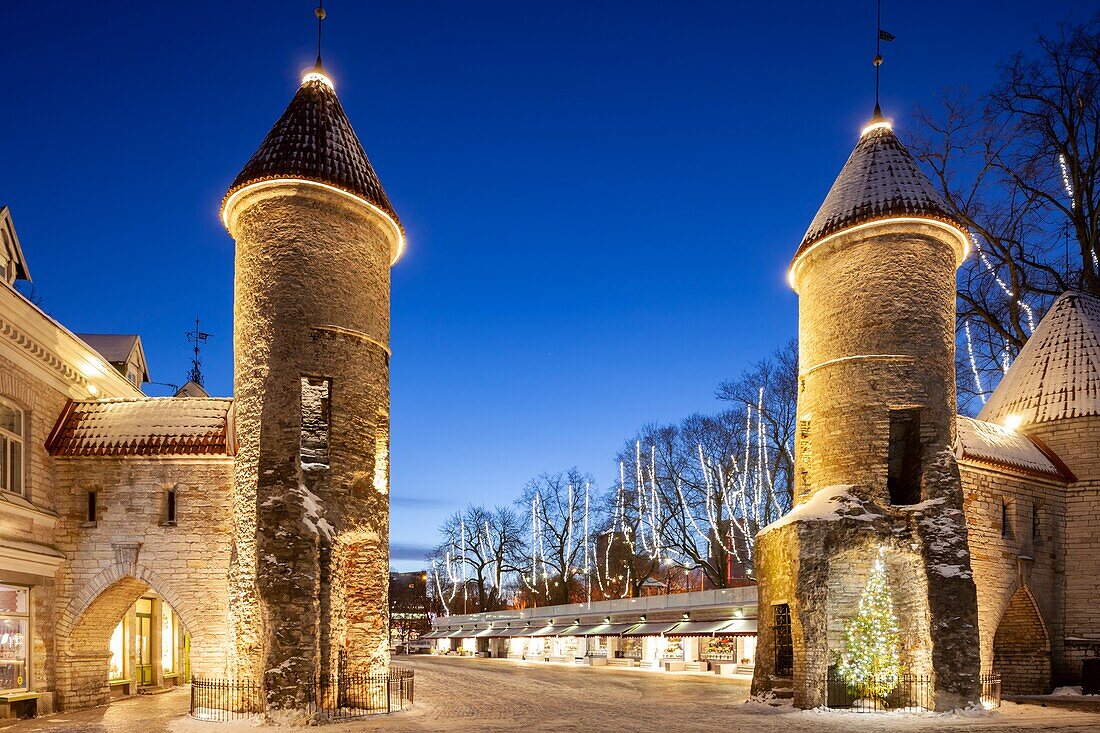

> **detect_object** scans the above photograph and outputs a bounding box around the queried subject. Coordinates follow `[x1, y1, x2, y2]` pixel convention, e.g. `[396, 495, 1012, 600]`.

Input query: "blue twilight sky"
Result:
[0, 1, 1085, 570]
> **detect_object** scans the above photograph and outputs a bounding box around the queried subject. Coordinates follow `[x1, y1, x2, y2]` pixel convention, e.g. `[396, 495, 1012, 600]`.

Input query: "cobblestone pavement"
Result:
[5, 657, 1100, 732]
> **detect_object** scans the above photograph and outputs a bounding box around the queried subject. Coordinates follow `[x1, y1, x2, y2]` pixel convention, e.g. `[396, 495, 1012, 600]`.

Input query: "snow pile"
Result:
[295, 482, 334, 541]
[759, 485, 880, 534]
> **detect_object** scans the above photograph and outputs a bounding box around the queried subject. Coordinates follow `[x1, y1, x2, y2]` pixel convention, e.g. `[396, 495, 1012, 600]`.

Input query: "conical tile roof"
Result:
[979, 291, 1100, 425]
[223, 74, 400, 228]
[793, 121, 964, 263]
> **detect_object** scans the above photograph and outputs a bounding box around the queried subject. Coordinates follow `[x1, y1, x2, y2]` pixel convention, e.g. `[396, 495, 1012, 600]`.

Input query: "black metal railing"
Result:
[820, 671, 1002, 711]
[191, 668, 414, 723]
[824, 672, 932, 711]
[981, 673, 1002, 709]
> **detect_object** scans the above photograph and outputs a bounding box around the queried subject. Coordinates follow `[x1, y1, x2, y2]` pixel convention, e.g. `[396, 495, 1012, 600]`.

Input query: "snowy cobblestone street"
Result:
[5, 656, 1100, 733]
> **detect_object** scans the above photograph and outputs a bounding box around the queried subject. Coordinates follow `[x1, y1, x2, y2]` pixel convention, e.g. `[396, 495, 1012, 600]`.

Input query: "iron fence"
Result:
[190, 668, 414, 723]
[981, 673, 1002, 709]
[820, 671, 1002, 711]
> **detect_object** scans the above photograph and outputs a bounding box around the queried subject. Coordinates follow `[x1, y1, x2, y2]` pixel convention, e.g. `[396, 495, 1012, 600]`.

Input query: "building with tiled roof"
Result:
[47, 398, 234, 457]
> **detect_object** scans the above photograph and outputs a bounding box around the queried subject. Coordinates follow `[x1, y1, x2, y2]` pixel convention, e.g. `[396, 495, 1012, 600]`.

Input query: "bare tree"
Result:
[912, 16, 1100, 411]
[518, 469, 595, 606]
[430, 504, 525, 614]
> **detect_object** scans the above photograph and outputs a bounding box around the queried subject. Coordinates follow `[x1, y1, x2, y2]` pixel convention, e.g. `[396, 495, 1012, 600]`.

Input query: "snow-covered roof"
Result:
[979, 291, 1100, 426]
[793, 120, 965, 263]
[223, 74, 400, 229]
[47, 397, 234, 457]
[956, 415, 1068, 480]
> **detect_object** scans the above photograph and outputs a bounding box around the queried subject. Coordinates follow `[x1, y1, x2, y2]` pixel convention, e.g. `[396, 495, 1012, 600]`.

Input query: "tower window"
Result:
[87, 491, 97, 524]
[773, 603, 793, 678]
[166, 488, 177, 525]
[1032, 502, 1041, 542]
[1001, 499, 1012, 539]
[887, 409, 922, 505]
[300, 377, 331, 468]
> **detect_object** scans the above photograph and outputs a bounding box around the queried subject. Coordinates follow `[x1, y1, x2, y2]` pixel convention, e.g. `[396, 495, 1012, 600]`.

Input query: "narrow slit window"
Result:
[166, 489, 177, 524]
[1032, 502, 1040, 542]
[300, 377, 331, 468]
[1001, 499, 1011, 539]
[87, 491, 97, 523]
[887, 409, 922, 505]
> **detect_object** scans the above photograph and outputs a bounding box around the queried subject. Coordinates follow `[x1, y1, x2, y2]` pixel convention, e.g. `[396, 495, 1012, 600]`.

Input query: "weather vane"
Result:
[186, 318, 212, 387]
[874, 0, 895, 117]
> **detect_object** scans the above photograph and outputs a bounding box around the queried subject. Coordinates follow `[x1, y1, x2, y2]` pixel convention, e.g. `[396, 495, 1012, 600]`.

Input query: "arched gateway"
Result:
[55, 558, 229, 710]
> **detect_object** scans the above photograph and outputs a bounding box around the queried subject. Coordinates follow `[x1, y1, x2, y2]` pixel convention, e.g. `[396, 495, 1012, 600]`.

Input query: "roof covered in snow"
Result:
[793, 120, 965, 261]
[956, 415, 1069, 480]
[223, 74, 399, 228]
[47, 397, 234, 457]
[979, 291, 1100, 426]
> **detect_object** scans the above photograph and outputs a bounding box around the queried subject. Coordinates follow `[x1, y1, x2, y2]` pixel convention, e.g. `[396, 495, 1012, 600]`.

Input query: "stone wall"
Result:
[960, 461, 1063, 690]
[1024, 417, 1100, 682]
[793, 222, 958, 504]
[52, 457, 234, 709]
[226, 181, 394, 710]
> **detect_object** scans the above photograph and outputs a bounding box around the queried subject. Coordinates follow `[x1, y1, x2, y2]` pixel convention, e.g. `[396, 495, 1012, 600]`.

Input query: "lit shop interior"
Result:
[107, 592, 189, 696]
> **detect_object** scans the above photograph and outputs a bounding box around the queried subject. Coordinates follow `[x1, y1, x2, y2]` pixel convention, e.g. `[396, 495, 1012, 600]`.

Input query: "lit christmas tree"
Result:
[838, 550, 903, 702]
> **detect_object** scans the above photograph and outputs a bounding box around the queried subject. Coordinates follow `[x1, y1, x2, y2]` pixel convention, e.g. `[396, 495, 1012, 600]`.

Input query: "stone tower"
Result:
[750, 111, 982, 709]
[221, 63, 402, 709]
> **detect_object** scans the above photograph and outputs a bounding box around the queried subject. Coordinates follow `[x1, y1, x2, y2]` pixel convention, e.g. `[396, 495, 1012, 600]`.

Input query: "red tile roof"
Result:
[223, 76, 400, 228]
[47, 398, 234, 457]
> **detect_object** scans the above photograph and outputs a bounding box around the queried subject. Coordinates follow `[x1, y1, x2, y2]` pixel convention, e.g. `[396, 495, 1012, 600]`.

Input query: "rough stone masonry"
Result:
[221, 70, 403, 714]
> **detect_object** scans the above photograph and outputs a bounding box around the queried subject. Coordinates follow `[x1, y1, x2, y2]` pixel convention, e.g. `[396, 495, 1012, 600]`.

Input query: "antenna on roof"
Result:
[873, 0, 895, 119]
[186, 318, 212, 387]
[314, 0, 326, 71]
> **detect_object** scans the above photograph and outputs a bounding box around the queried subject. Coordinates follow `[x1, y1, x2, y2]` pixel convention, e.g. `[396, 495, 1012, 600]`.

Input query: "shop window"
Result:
[300, 377, 331, 467]
[773, 603, 793, 678]
[0, 585, 29, 691]
[887, 409, 922, 505]
[0, 399, 25, 497]
[86, 491, 97, 524]
[109, 619, 126, 680]
[162, 605, 176, 674]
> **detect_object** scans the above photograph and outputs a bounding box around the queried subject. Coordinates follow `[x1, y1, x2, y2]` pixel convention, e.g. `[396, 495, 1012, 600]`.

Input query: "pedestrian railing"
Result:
[820, 671, 1002, 711]
[190, 668, 414, 723]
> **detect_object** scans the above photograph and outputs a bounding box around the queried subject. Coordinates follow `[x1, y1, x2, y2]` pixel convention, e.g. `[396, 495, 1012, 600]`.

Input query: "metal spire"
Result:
[315, 1, 326, 71]
[872, 0, 895, 121]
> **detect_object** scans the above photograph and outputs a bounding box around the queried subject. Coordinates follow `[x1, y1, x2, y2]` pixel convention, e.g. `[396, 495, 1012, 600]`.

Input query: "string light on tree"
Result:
[838, 548, 903, 707]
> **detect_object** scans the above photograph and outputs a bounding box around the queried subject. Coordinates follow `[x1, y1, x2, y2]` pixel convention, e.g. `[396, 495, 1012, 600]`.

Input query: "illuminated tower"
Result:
[221, 59, 403, 710]
[751, 109, 982, 709]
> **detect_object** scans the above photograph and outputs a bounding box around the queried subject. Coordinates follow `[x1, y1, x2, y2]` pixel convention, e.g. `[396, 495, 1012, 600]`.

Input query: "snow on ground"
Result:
[9, 657, 1100, 733]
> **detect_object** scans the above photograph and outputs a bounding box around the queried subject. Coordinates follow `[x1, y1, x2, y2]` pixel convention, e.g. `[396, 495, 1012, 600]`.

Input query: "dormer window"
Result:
[0, 399, 25, 497]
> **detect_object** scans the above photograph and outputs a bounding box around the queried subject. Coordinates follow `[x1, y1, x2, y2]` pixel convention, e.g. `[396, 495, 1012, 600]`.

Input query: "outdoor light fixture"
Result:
[734, 608, 744, 618]
[1003, 414, 1024, 431]
[639, 615, 647, 622]
[682, 613, 690, 620]
[603, 616, 611, 624]
[574, 618, 580, 625]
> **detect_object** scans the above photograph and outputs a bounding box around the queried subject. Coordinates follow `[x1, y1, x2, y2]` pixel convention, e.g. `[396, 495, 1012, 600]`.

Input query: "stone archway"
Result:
[55, 558, 228, 711]
[992, 587, 1051, 695]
